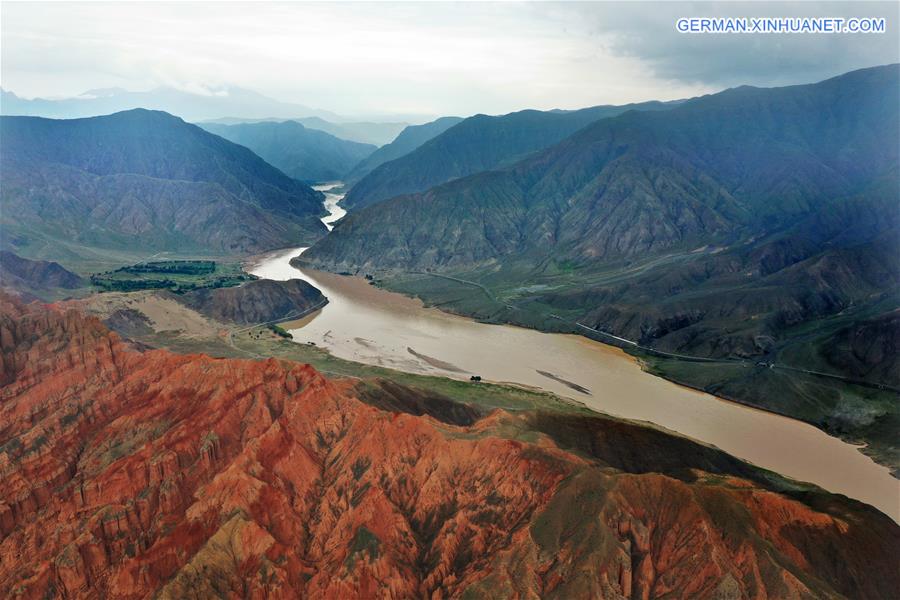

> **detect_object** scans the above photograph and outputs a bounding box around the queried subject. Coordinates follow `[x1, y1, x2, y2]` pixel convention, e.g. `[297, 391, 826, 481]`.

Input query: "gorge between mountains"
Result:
[253, 186, 900, 521]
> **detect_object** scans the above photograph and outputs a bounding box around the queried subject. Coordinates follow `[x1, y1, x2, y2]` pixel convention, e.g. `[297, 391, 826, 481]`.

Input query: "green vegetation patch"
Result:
[267, 324, 294, 339]
[91, 260, 254, 293]
[120, 260, 216, 275]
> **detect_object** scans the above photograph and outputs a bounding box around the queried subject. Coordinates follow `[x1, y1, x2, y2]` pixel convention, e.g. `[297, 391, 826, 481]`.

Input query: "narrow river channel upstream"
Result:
[249, 183, 900, 521]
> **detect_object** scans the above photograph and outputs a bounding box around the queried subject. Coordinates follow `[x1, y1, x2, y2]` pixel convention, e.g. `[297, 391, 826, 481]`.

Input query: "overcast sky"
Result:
[1, 1, 897, 119]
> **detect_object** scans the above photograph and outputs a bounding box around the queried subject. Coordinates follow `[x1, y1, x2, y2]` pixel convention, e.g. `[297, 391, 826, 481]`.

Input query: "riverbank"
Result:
[12, 291, 898, 600]
[252, 247, 900, 521]
[365, 267, 900, 479]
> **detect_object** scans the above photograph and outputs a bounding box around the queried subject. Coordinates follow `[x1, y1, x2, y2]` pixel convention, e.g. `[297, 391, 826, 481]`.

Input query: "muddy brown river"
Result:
[249, 185, 899, 521]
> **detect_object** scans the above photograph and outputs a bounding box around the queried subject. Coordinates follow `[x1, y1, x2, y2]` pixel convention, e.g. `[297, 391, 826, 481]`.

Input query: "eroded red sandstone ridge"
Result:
[1, 295, 898, 599]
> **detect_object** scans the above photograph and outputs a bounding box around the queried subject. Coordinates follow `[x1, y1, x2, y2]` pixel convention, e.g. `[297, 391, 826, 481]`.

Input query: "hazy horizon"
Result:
[2, 1, 897, 120]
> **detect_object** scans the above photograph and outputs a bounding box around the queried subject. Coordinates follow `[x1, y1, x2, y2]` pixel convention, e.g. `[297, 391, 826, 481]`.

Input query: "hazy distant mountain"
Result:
[201, 116, 408, 146]
[303, 65, 900, 465]
[345, 116, 464, 183]
[0, 86, 342, 122]
[1, 109, 327, 263]
[341, 101, 675, 210]
[201, 121, 376, 182]
[294, 117, 408, 147]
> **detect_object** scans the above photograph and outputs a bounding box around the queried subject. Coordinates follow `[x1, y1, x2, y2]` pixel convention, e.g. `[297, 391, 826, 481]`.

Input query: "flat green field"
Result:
[90, 260, 253, 293]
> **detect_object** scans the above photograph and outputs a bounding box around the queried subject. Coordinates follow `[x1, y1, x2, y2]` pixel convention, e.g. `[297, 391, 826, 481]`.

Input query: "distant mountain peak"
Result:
[0, 84, 343, 123]
[77, 87, 131, 99]
[200, 119, 376, 182]
[341, 100, 675, 209]
[106, 107, 185, 120]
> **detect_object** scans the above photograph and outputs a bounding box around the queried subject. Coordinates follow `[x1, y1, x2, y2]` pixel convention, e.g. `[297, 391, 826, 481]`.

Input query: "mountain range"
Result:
[291, 116, 408, 147]
[341, 101, 675, 210]
[322, 66, 897, 270]
[200, 121, 377, 182]
[0, 85, 344, 123]
[345, 116, 464, 183]
[0, 109, 327, 266]
[2, 62, 899, 599]
[199, 116, 409, 146]
[303, 64, 900, 470]
[2, 87, 414, 145]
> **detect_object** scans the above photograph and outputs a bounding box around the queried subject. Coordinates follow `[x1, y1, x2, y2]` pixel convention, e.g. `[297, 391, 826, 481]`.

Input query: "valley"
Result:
[250, 238, 900, 521]
[6, 172, 894, 520]
[199, 120, 377, 182]
[1, 17, 898, 594]
[315, 182, 348, 230]
[302, 65, 900, 486]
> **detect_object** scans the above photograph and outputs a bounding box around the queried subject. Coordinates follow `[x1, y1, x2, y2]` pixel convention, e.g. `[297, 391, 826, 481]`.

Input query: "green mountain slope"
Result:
[341, 101, 675, 210]
[345, 116, 464, 183]
[201, 120, 376, 182]
[1, 109, 327, 266]
[303, 65, 900, 471]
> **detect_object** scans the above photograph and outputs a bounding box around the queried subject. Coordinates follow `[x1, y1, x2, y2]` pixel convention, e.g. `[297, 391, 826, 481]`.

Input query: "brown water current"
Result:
[248, 185, 900, 521]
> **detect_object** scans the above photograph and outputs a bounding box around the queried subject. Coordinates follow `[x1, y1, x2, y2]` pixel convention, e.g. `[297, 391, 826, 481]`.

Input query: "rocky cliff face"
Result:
[1, 294, 897, 599]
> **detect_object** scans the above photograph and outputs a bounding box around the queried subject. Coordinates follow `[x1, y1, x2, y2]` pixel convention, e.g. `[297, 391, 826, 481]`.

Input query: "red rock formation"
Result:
[1, 294, 898, 599]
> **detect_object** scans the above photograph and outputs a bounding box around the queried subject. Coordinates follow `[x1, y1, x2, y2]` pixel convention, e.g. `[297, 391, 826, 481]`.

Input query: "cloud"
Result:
[1, 2, 897, 117]
[570, 1, 900, 88]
